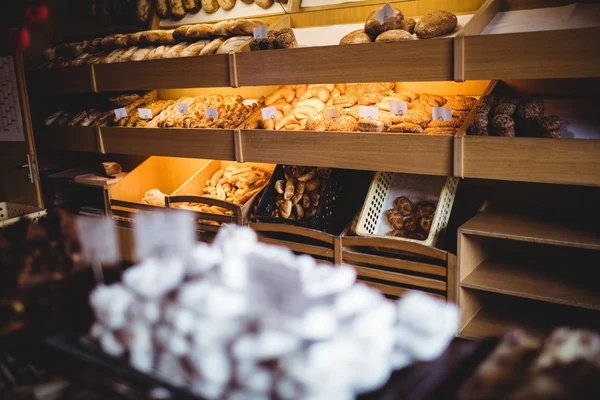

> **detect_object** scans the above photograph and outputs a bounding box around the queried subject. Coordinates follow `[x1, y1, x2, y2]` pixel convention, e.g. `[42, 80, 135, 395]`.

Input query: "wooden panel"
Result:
[251, 222, 336, 245]
[459, 209, 600, 250]
[241, 130, 453, 175]
[27, 66, 92, 94]
[459, 135, 600, 186]
[342, 250, 447, 277]
[257, 236, 334, 258]
[458, 234, 489, 281]
[236, 39, 454, 86]
[358, 280, 446, 301]
[354, 266, 447, 291]
[464, 28, 600, 80]
[93, 56, 231, 92]
[100, 127, 236, 160]
[462, 256, 600, 311]
[342, 236, 449, 261]
[41, 126, 98, 153]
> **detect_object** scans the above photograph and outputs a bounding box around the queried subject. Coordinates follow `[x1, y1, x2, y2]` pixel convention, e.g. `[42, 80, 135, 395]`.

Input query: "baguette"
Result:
[213, 20, 233, 36]
[158, 29, 176, 44]
[114, 34, 130, 48]
[173, 25, 192, 41]
[102, 48, 127, 63]
[164, 42, 189, 58]
[185, 24, 214, 39]
[180, 41, 209, 57]
[146, 45, 168, 60]
[100, 35, 119, 49]
[140, 30, 162, 45]
[128, 32, 144, 46]
[130, 46, 155, 61]
[216, 36, 251, 54]
[116, 46, 140, 62]
[199, 38, 224, 55]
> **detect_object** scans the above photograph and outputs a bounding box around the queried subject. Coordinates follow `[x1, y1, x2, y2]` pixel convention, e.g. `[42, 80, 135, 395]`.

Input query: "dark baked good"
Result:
[274, 28, 298, 49]
[386, 229, 406, 237]
[400, 17, 416, 34]
[484, 94, 498, 107]
[408, 232, 426, 240]
[140, 30, 162, 45]
[517, 99, 544, 122]
[403, 216, 418, 233]
[468, 112, 489, 136]
[539, 115, 562, 138]
[375, 30, 414, 42]
[419, 215, 433, 233]
[339, 30, 372, 45]
[250, 38, 275, 51]
[474, 102, 492, 116]
[415, 10, 457, 39]
[414, 201, 436, 217]
[364, 7, 404, 38]
[494, 103, 516, 117]
[393, 196, 413, 216]
[491, 114, 515, 137]
[169, 0, 187, 19]
[498, 95, 519, 106]
[386, 209, 404, 230]
[183, 0, 201, 13]
[156, 0, 170, 18]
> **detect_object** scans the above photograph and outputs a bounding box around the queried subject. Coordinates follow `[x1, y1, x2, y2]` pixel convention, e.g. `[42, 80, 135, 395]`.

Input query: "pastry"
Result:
[201, 0, 219, 13]
[186, 24, 214, 39]
[415, 10, 458, 39]
[386, 209, 404, 230]
[494, 103, 516, 117]
[255, 0, 274, 9]
[428, 120, 454, 128]
[334, 95, 358, 107]
[400, 17, 416, 34]
[423, 127, 456, 135]
[375, 30, 414, 42]
[183, 0, 201, 13]
[199, 38, 224, 55]
[387, 122, 423, 133]
[329, 115, 358, 132]
[403, 216, 418, 233]
[539, 115, 562, 138]
[364, 7, 404, 38]
[216, 36, 251, 54]
[339, 30, 372, 45]
[491, 114, 515, 137]
[516, 99, 544, 122]
[444, 95, 476, 111]
[358, 119, 385, 132]
[419, 215, 433, 233]
[393, 196, 413, 216]
[180, 41, 209, 57]
[217, 0, 236, 10]
[169, 0, 187, 19]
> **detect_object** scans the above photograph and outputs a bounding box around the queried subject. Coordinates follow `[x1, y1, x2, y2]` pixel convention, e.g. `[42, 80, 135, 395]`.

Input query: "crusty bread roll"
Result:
[102, 48, 127, 63]
[199, 38, 224, 55]
[180, 41, 209, 57]
[217, 0, 236, 10]
[339, 30, 372, 45]
[415, 10, 457, 39]
[186, 24, 214, 39]
[169, 0, 187, 20]
[365, 7, 404, 38]
[116, 46, 140, 62]
[201, 0, 219, 13]
[146, 45, 168, 60]
[375, 30, 414, 42]
[274, 28, 297, 49]
[183, 0, 201, 13]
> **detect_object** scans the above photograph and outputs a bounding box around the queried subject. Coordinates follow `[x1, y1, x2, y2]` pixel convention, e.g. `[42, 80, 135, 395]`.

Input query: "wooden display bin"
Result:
[166, 160, 275, 231]
[457, 208, 600, 340]
[40, 125, 99, 153]
[455, 79, 600, 186]
[455, 0, 600, 81]
[108, 156, 211, 220]
[27, 66, 93, 94]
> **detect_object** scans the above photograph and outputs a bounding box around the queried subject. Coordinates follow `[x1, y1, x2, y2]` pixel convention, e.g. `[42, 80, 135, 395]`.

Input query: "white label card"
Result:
[432, 107, 452, 121]
[326, 108, 340, 119]
[253, 26, 268, 39]
[390, 101, 408, 116]
[114, 107, 128, 119]
[76, 217, 119, 264]
[261, 106, 277, 120]
[376, 3, 395, 25]
[204, 107, 218, 119]
[359, 105, 379, 120]
[138, 108, 153, 120]
[134, 211, 195, 260]
[176, 103, 189, 114]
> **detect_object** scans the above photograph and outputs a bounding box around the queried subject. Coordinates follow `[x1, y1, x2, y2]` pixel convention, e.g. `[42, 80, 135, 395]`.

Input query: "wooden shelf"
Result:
[462, 256, 600, 311]
[459, 209, 600, 251]
[39, 126, 99, 153]
[27, 66, 93, 94]
[240, 129, 454, 176]
[99, 127, 236, 160]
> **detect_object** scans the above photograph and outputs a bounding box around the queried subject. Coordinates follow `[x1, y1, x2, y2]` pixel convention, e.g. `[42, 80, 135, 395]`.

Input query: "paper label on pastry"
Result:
[176, 103, 189, 114]
[114, 107, 128, 119]
[390, 101, 408, 116]
[76, 217, 119, 265]
[432, 107, 452, 121]
[326, 108, 340, 119]
[376, 3, 395, 24]
[261, 106, 277, 120]
[253, 26, 268, 39]
[205, 107, 218, 119]
[138, 108, 153, 120]
[359, 105, 379, 120]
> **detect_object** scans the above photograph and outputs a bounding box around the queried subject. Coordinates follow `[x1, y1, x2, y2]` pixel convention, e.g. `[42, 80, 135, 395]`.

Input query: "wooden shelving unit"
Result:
[27, 66, 93, 94]
[39, 126, 99, 153]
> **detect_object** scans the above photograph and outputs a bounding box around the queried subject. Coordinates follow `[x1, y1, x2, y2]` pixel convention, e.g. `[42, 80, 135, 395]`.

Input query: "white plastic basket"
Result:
[0, 202, 47, 229]
[356, 173, 458, 248]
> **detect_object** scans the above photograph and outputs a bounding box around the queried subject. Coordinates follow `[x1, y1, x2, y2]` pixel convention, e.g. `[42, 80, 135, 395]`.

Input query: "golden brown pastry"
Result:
[423, 127, 456, 135]
[183, 0, 201, 13]
[414, 201, 436, 217]
[428, 120, 454, 128]
[415, 10, 458, 39]
[201, 0, 219, 13]
[375, 30, 414, 42]
[365, 7, 404, 38]
[329, 115, 358, 132]
[339, 30, 372, 45]
[156, 0, 170, 18]
[387, 122, 423, 133]
[169, 0, 187, 20]
[217, 0, 236, 10]
[358, 119, 385, 132]
[444, 95, 476, 111]
[393, 196, 413, 216]
[255, 0, 274, 9]
[386, 209, 404, 230]
[199, 38, 224, 55]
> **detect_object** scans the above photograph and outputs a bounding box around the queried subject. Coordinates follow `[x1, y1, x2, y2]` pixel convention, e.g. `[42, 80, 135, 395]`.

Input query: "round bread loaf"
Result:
[217, 0, 236, 11]
[274, 28, 297, 49]
[491, 114, 515, 137]
[400, 17, 417, 34]
[494, 103, 516, 117]
[201, 0, 219, 13]
[375, 29, 414, 42]
[415, 10, 457, 39]
[517, 99, 544, 122]
[255, 0, 274, 9]
[365, 8, 404, 38]
[540, 115, 562, 138]
[183, 0, 201, 13]
[339, 30, 372, 45]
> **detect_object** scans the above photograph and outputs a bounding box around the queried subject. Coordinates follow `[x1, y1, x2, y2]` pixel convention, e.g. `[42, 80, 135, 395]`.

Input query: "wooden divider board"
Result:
[41, 126, 99, 153]
[27, 66, 93, 94]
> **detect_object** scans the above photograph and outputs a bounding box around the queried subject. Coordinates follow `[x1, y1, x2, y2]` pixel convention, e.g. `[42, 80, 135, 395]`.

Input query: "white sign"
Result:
[176, 103, 189, 114]
[376, 3, 395, 25]
[359, 105, 379, 120]
[76, 217, 119, 265]
[253, 26, 268, 39]
[326, 108, 340, 119]
[261, 106, 277, 120]
[204, 107, 218, 119]
[114, 107, 128, 119]
[134, 211, 195, 261]
[432, 107, 452, 121]
[390, 101, 408, 116]
[138, 108, 153, 120]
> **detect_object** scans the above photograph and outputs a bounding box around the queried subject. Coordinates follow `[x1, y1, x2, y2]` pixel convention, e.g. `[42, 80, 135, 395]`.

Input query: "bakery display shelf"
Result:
[461, 255, 600, 311]
[27, 65, 93, 94]
[39, 126, 100, 153]
[458, 289, 600, 340]
[99, 127, 236, 161]
[455, 0, 600, 81]
[240, 129, 454, 175]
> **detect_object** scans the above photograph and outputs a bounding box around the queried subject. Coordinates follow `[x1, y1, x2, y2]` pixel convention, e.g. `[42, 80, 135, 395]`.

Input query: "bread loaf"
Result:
[231, 19, 267, 35]
[174, 25, 192, 41]
[169, 0, 187, 20]
[100, 35, 119, 49]
[213, 20, 233, 36]
[136, 0, 152, 22]
[183, 0, 201, 13]
[102, 48, 127, 63]
[365, 7, 404, 38]
[400, 17, 416, 34]
[186, 24, 214, 39]
[375, 30, 414, 42]
[128, 32, 144, 46]
[217, 0, 236, 10]
[339, 30, 372, 45]
[199, 38, 224, 55]
[130, 47, 155, 61]
[216, 36, 251, 54]
[415, 11, 457, 39]
[140, 30, 162, 45]
[250, 38, 275, 51]
[158, 29, 176, 44]
[180, 41, 209, 56]
[146, 45, 168, 60]
[157, 0, 170, 18]
[274, 28, 297, 49]
[201, 0, 219, 13]
[114, 35, 131, 48]
[116, 46, 140, 62]
[164, 42, 189, 58]
[255, 0, 273, 9]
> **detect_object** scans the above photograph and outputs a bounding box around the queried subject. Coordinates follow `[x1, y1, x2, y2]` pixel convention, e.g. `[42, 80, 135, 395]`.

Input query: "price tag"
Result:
[76, 217, 119, 265]
[390, 101, 408, 116]
[432, 107, 452, 121]
[326, 108, 340, 119]
[134, 211, 195, 261]
[138, 108, 153, 120]
[176, 103, 189, 114]
[253, 26, 268, 39]
[376, 3, 395, 24]
[261, 106, 277, 120]
[359, 105, 379, 120]
[114, 107, 128, 119]
[204, 107, 218, 119]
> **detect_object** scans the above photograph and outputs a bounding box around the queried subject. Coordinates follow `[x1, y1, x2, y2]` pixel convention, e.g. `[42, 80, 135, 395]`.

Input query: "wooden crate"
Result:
[455, 79, 600, 186]
[457, 208, 600, 340]
[108, 156, 211, 220]
[40, 126, 99, 153]
[455, 0, 600, 81]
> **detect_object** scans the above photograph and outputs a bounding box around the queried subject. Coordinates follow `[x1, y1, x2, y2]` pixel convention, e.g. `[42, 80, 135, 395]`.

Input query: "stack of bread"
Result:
[39, 19, 267, 68]
[246, 83, 476, 135]
[340, 7, 458, 44]
[156, 0, 280, 19]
